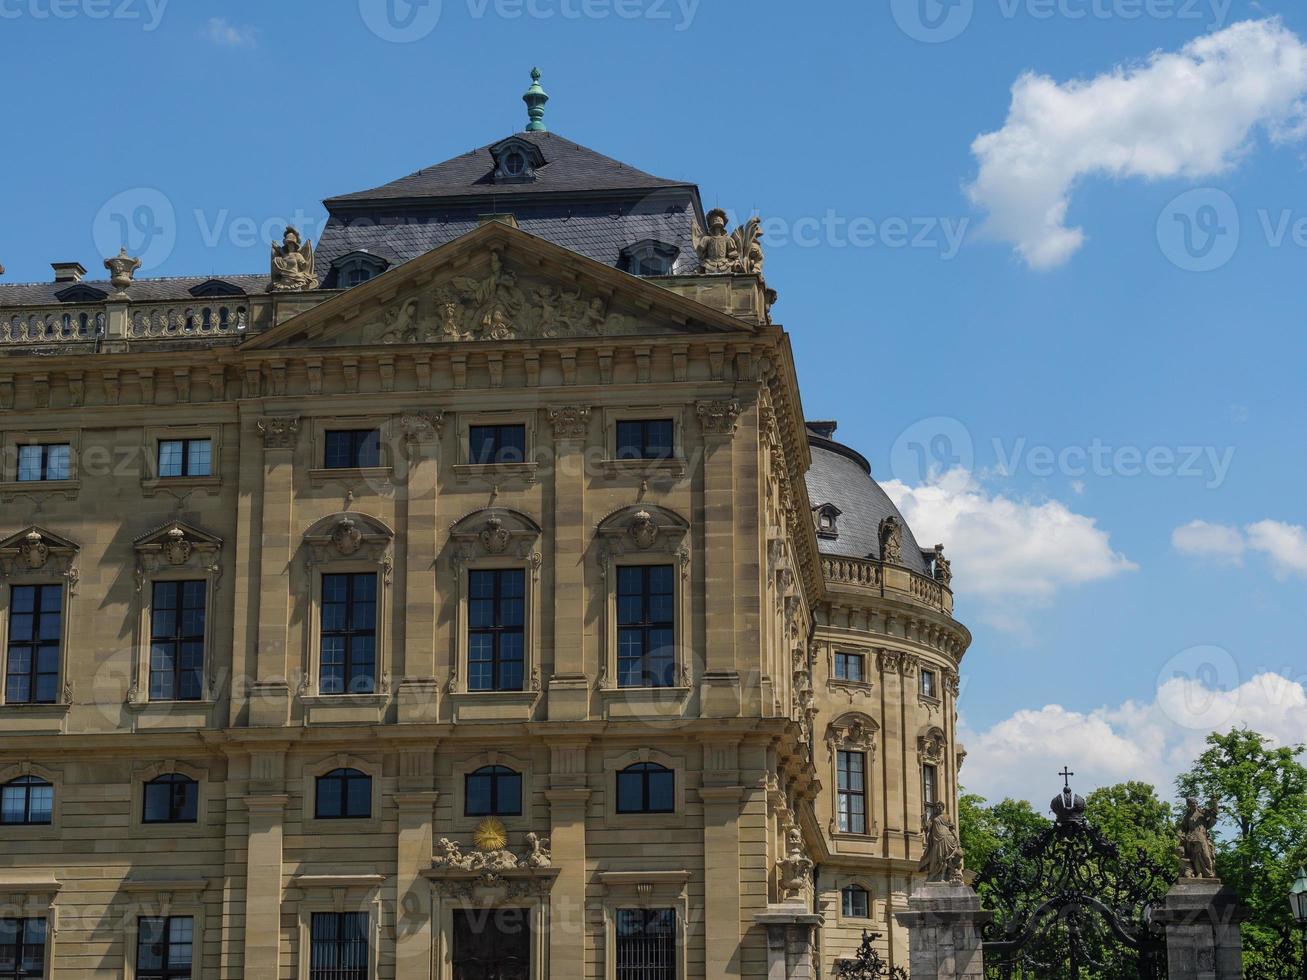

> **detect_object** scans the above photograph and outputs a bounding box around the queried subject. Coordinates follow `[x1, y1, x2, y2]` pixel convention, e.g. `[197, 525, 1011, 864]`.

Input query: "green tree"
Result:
[1085, 780, 1179, 876]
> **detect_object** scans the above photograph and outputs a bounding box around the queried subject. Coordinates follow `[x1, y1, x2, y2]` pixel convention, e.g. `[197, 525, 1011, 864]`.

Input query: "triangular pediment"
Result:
[0, 525, 78, 554]
[244, 222, 758, 351]
[133, 519, 223, 550]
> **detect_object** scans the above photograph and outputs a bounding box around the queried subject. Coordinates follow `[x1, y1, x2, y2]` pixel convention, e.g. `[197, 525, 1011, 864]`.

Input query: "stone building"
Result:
[0, 74, 970, 979]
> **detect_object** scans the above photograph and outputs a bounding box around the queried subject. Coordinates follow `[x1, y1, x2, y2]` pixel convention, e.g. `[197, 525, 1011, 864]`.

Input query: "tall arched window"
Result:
[143, 774, 199, 824]
[1, 775, 53, 826]
[616, 763, 675, 814]
[465, 765, 522, 817]
[315, 768, 372, 820]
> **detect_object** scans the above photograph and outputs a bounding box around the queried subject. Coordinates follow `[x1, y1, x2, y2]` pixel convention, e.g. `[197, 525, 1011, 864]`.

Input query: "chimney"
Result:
[807, 420, 838, 439]
[52, 262, 87, 283]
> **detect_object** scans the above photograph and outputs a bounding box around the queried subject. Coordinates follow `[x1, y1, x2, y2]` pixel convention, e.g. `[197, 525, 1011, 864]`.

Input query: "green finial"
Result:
[523, 67, 549, 133]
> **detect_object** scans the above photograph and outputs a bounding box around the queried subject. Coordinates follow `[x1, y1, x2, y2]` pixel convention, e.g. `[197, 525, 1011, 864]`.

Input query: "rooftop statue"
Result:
[1179, 796, 1220, 879]
[693, 209, 767, 277]
[270, 226, 317, 292]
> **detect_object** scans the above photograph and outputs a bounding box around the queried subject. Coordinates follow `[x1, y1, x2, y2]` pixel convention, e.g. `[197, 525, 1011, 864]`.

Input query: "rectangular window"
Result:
[5, 585, 61, 706]
[158, 439, 211, 479]
[136, 916, 193, 980]
[320, 573, 377, 695]
[834, 652, 865, 682]
[615, 908, 676, 980]
[920, 669, 938, 699]
[616, 565, 676, 689]
[468, 424, 527, 465]
[324, 430, 381, 469]
[149, 581, 206, 702]
[615, 419, 674, 461]
[837, 750, 867, 834]
[0, 918, 46, 979]
[309, 912, 368, 980]
[467, 569, 525, 692]
[842, 886, 870, 919]
[16, 444, 70, 483]
[923, 764, 938, 806]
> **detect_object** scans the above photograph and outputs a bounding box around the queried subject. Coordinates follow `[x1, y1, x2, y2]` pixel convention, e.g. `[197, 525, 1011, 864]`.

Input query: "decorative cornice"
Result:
[696, 398, 743, 436]
[255, 415, 300, 450]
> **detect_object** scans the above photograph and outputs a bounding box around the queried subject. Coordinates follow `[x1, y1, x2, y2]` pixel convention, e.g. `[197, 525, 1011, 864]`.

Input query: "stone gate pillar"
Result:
[893, 881, 992, 980]
[755, 907, 822, 980]
[1155, 879, 1245, 980]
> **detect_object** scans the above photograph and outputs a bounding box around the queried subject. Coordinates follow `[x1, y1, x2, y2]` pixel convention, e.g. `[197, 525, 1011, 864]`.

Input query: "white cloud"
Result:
[1246, 519, 1307, 577]
[968, 19, 1307, 268]
[203, 18, 257, 47]
[882, 471, 1136, 616]
[1171, 519, 1245, 564]
[960, 671, 1307, 807]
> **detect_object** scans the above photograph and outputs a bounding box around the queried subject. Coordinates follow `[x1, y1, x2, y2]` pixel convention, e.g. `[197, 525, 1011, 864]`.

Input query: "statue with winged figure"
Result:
[270, 226, 317, 292]
[693, 209, 765, 276]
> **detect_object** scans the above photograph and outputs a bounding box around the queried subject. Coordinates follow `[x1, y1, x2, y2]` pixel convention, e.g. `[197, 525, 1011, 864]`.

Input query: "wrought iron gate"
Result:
[976, 780, 1172, 980]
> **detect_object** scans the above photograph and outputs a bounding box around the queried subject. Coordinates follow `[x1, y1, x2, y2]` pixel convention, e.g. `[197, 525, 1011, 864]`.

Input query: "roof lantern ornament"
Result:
[523, 67, 549, 132]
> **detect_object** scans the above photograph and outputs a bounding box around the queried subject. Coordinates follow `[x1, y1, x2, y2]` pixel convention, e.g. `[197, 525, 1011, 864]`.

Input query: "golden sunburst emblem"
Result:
[473, 817, 508, 852]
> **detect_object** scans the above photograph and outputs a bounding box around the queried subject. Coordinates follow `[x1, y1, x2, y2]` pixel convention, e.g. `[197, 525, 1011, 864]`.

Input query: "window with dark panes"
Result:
[615, 907, 676, 980]
[920, 668, 938, 699]
[842, 885, 870, 918]
[617, 565, 676, 688]
[0, 777, 52, 826]
[136, 916, 193, 980]
[837, 750, 867, 834]
[923, 764, 938, 806]
[464, 765, 522, 817]
[319, 573, 377, 695]
[315, 768, 372, 820]
[0, 918, 46, 979]
[16, 444, 70, 483]
[324, 430, 381, 469]
[467, 569, 525, 692]
[149, 581, 205, 702]
[615, 419, 674, 460]
[616, 763, 675, 814]
[309, 912, 368, 980]
[158, 439, 211, 478]
[834, 652, 864, 683]
[468, 424, 527, 464]
[143, 774, 199, 824]
[5, 585, 61, 705]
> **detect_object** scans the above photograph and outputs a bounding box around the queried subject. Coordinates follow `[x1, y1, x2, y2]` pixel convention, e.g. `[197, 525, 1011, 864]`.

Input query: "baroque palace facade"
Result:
[0, 76, 970, 980]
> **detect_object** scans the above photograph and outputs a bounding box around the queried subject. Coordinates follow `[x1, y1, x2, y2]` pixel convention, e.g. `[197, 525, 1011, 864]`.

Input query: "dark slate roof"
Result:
[325, 132, 695, 204]
[0, 274, 271, 308]
[805, 423, 931, 575]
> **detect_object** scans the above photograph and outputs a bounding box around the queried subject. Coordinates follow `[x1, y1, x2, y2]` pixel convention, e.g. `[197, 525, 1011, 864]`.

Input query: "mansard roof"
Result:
[0, 274, 267, 308]
[324, 132, 695, 205]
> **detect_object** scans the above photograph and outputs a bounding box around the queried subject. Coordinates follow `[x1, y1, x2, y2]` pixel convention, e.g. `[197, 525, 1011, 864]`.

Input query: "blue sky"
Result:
[2, 0, 1304, 806]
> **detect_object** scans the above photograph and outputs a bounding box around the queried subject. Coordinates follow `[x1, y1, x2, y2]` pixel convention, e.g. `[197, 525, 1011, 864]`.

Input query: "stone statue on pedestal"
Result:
[270, 227, 317, 292]
[1179, 796, 1220, 879]
[919, 801, 965, 884]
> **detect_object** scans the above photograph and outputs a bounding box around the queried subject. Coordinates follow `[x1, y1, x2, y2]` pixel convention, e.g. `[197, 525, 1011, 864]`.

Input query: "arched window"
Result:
[842, 885, 870, 919]
[143, 774, 199, 824]
[315, 768, 372, 820]
[1, 775, 53, 826]
[465, 765, 521, 817]
[616, 762, 675, 814]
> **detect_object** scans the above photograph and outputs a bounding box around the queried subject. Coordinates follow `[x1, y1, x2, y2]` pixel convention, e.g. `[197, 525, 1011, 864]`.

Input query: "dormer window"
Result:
[489, 137, 546, 184]
[621, 240, 680, 277]
[815, 504, 842, 540]
[329, 251, 390, 289]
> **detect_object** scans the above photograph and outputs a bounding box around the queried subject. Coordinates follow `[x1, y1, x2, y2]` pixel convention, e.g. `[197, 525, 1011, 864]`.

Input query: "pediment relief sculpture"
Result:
[303, 513, 394, 572]
[133, 521, 222, 587]
[826, 714, 879, 758]
[597, 505, 690, 563]
[0, 526, 80, 586]
[450, 508, 542, 567]
[918, 727, 948, 764]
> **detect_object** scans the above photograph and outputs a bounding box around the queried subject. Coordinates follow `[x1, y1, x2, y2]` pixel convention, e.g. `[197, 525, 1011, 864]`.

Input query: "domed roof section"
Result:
[805, 421, 932, 576]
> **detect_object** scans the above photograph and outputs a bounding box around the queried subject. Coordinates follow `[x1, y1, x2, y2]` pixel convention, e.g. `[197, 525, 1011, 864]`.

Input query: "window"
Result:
[615, 908, 676, 980]
[616, 763, 674, 814]
[0, 918, 46, 979]
[320, 573, 377, 695]
[920, 668, 938, 699]
[315, 768, 372, 820]
[157, 439, 211, 479]
[922, 764, 938, 806]
[324, 430, 381, 469]
[837, 750, 866, 834]
[309, 912, 368, 980]
[815, 504, 841, 540]
[136, 916, 193, 980]
[465, 765, 521, 817]
[143, 774, 198, 824]
[621, 240, 680, 277]
[0, 776, 52, 826]
[5, 585, 61, 705]
[504, 151, 527, 176]
[615, 420, 674, 461]
[16, 444, 70, 483]
[842, 885, 870, 919]
[149, 581, 205, 702]
[468, 424, 526, 465]
[617, 566, 676, 688]
[834, 652, 864, 683]
[344, 267, 374, 288]
[467, 569, 525, 692]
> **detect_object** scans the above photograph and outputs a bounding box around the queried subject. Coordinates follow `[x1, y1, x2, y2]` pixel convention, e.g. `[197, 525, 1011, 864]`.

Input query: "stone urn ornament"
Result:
[104, 247, 141, 296]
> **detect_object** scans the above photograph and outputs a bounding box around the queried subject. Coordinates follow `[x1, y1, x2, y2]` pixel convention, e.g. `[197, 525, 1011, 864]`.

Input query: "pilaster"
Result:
[394, 791, 440, 979]
[242, 794, 289, 979]
[698, 399, 743, 717]
[547, 406, 591, 719]
[546, 784, 591, 976]
[398, 411, 442, 720]
[701, 778, 746, 976]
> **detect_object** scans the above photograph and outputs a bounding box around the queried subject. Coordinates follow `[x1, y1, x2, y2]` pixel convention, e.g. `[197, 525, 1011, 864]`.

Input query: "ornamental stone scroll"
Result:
[256, 415, 301, 451]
